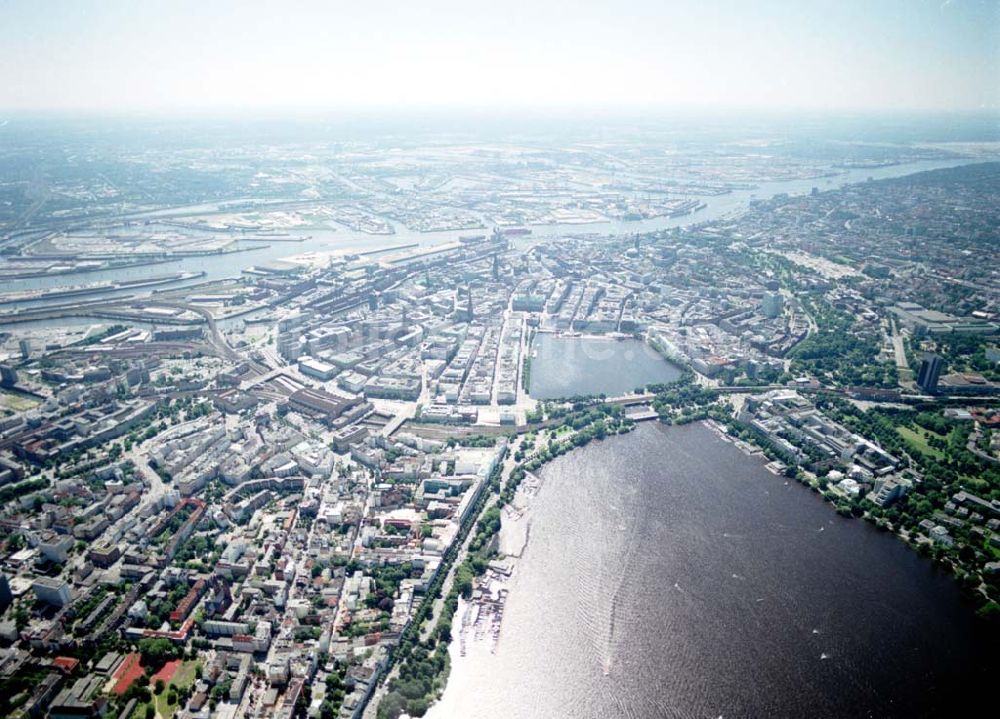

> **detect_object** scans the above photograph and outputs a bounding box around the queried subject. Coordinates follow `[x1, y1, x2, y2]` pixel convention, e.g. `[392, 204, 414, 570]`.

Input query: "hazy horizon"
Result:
[1, 0, 997, 113]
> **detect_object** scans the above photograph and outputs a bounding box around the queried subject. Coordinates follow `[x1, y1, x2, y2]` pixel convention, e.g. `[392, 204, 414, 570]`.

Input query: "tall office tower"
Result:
[761, 293, 784, 319]
[916, 353, 944, 392]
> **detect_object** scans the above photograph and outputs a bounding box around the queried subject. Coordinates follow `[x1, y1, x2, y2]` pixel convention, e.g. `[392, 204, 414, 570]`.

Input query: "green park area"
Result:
[897, 425, 947, 460]
[116, 639, 203, 719]
[151, 660, 201, 719]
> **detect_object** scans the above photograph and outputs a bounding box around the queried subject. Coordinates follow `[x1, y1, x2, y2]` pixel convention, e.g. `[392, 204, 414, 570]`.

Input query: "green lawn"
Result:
[173, 660, 199, 689]
[133, 699, 155, 719]
[154, 689, 179, 718]
[897, 425, 947, 460]
[0, 391, 39, 412]
[153, 661, 200, 719]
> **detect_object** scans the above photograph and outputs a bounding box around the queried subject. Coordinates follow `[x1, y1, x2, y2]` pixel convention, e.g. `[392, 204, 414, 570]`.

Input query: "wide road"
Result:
[155, 300, 241, 362]
[891, 319, 909, 370]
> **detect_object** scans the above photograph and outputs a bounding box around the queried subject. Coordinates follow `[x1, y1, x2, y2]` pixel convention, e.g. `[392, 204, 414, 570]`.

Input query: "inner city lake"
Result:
[528, 335, 684, 399]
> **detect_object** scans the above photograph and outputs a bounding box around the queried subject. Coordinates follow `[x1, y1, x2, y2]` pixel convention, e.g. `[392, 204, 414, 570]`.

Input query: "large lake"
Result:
[429, 422, 996, 719]
[529, 335, 684, 399]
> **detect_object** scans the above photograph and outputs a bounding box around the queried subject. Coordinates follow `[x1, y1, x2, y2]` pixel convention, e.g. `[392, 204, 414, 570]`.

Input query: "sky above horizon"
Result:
[0, 0, 997, 113]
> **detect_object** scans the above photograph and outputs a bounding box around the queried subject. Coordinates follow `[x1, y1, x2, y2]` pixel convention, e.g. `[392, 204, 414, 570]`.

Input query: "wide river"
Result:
[428, 422, 996, 719]
[0, 157, 979, 306]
